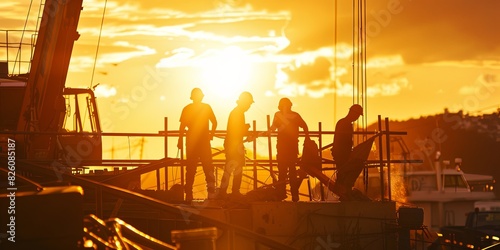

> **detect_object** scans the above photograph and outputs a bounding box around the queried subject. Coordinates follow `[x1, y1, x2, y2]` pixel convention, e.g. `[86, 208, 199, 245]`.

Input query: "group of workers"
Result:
[177, 88, 363, 202]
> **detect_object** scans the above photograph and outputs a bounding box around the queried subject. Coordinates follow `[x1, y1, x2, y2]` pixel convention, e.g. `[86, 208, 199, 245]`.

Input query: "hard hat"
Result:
[238, 91, 254, 104]
[278, 98, 292, 111]
[349, 104, 363, 115]
[190, 88, 204, 100]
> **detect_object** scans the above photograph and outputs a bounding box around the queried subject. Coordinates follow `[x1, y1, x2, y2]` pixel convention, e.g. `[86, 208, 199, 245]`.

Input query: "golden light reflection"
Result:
[390, 165, 408, 208]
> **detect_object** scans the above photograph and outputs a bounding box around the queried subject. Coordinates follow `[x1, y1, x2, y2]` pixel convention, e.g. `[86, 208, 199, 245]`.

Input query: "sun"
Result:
[198, 46, 252, 99]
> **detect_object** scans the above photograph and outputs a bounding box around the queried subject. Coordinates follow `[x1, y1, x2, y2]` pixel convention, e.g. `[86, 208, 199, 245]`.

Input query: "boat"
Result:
[312, 154, 497, 232]
[402, 158, 496, 230]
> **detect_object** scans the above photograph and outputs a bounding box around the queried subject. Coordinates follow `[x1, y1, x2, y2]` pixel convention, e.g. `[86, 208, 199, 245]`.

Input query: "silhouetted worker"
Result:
[178, 88, 217, 202]
[269, 98, 309, 202]
[331, 104, 363, 187]
[218, 91, 254, 198]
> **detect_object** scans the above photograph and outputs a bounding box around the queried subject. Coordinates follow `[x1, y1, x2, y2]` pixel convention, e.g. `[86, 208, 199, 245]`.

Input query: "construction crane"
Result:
[0, 0, 102, 165]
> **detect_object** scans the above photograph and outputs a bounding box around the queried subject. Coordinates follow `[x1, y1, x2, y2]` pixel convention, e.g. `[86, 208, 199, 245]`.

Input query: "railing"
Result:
[1, 115, 421, 202]
[0, 29, 37, 76]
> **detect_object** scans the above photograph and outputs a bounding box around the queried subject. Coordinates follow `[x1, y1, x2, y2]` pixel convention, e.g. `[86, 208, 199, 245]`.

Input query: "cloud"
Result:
[80, 0, 290, 41]
[157, 47, 196, 68]
[366, 78, 410, 97]
[94, 84, 117, 98]
[334, 77, 410, 98]
[367, 55, 404, 68]
[8, 0, 500, 67]
[458, 74, 500, 96]
[272, 46, 410, 98]
[69, 42, 156, 71]
[272, 47, 335, 97]
[365, 0, 500, 64]
[0, 2, 40, 28]
[249, 0, 336, 53]
[424, 60, 500, 70]
[282, 56, 331, 84]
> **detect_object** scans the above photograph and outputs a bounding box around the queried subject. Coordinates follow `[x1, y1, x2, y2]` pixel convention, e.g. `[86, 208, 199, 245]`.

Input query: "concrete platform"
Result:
[185, 200, 399, 250]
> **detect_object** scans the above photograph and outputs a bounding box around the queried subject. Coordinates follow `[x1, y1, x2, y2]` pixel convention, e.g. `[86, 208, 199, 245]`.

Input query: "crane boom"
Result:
[16, 0, 83, 159]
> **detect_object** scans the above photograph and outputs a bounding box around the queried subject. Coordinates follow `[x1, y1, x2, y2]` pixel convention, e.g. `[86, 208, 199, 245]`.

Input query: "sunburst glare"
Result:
[198, 46, 253, 99]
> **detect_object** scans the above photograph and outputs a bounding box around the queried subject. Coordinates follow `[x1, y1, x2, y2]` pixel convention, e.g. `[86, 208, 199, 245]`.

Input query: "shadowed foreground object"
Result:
[0, 186, 84, 249]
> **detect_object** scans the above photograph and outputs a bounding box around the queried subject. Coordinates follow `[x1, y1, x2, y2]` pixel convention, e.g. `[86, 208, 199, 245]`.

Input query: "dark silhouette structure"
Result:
[218, 91, 254, 197]
[178, 88, 217, 201]
[269, 98, 309, 201]
[331, 104, 363, 189]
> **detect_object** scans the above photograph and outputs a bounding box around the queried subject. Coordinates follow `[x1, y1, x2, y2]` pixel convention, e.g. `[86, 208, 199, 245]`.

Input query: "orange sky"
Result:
[2, 0, 500, 160]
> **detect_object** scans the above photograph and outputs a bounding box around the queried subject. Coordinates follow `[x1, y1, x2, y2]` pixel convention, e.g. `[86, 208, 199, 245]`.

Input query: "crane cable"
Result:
[81, 0, 108, 131]
[89, 0, 108, 89]
[333, 0, 338, 124]
[13, 0, 35, 75]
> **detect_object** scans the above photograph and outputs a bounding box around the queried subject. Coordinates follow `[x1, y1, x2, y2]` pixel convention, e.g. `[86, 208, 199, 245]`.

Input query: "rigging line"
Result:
[333, 0, 338, 124]
[13, 0, 35, 75]
[359, 0, 365, 109]
[89, 0, 108, 88]
[351, 0, 367, 131]
[351, 0, 355, 104]
[354, 0, 357, 102]
[353, 0, 363, 107]
[361, 0, 368, 131]
[357, 0, 361, 105]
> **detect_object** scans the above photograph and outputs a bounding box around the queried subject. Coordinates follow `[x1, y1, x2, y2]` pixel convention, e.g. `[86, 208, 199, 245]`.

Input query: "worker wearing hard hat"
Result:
[218, 91, 254, 198]
[269, 97, 310, 202]
[178, 88, 218, 202]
